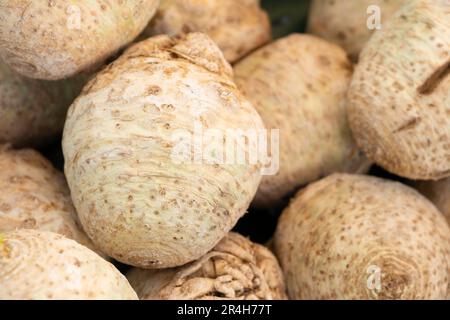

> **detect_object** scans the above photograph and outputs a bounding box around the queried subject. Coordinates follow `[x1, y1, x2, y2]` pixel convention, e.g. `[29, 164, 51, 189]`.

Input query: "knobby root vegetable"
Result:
[274, 174, 450, 300]
[308, 0, 406, 61]
[0, 229, 137, 299]
[62, 33, 265, 269]
[0, 0, 160, 80]
[0, 145, 99, 253]
[141, 0, 271, 63]
[0, 59, 88, 147]
[234, 34, 370, 207]
[127, 232, 287, 300]
[347, 0, 450, 180]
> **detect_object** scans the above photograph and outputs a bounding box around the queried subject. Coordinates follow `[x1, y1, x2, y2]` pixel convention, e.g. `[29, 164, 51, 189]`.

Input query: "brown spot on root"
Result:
[21, 218, 37, 228]
[0, 203, 12, 212]
[418, 59, 450, 95]
[393, 117, 421, 133]
[318, 55, 331, 67]
[147, 85, 162, 96]
[337, 31, 347, 41]
[74, 259, 82, 267]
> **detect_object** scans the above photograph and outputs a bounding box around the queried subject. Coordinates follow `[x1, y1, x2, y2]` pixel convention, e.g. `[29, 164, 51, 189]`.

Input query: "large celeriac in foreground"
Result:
[275, 174, 450, 299]
[63, 33, 265, 269]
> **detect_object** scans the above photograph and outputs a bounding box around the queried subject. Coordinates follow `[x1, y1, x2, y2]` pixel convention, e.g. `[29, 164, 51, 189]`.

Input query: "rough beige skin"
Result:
[415, 178, 450, 225]
[308, 0, 405, 61]
[0, 60, 87, 147]
[0, 0, 159, 80]
[415, 177, 450, 299]
[348, 0, 450, 180]
[0, 229, 137, 300]
[63, 33, 265, 269]
[234, 34, 370, 207]
[127, 232, 287, 300]
[142, 0, 271, 63]
[275, 174, 450, 300]
[0, 145, 98, 253]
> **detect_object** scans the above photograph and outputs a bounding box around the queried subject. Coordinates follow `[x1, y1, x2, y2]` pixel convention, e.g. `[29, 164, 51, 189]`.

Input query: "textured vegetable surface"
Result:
[0, 145, 97, 252]
[0, 60, 87, 147]
[0, 229, 137, 299]
[348, 0, 450, 180]
[275, 174, 450, 299]
[308, 0, 405, 60]
[415, 178, 450, 225]
[0, 0, 159, 80]
[63, 33, 265, 269]
[127, 232, 287, 300]
[234, 34, 370, 207]
[142, 0, 271, 63]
